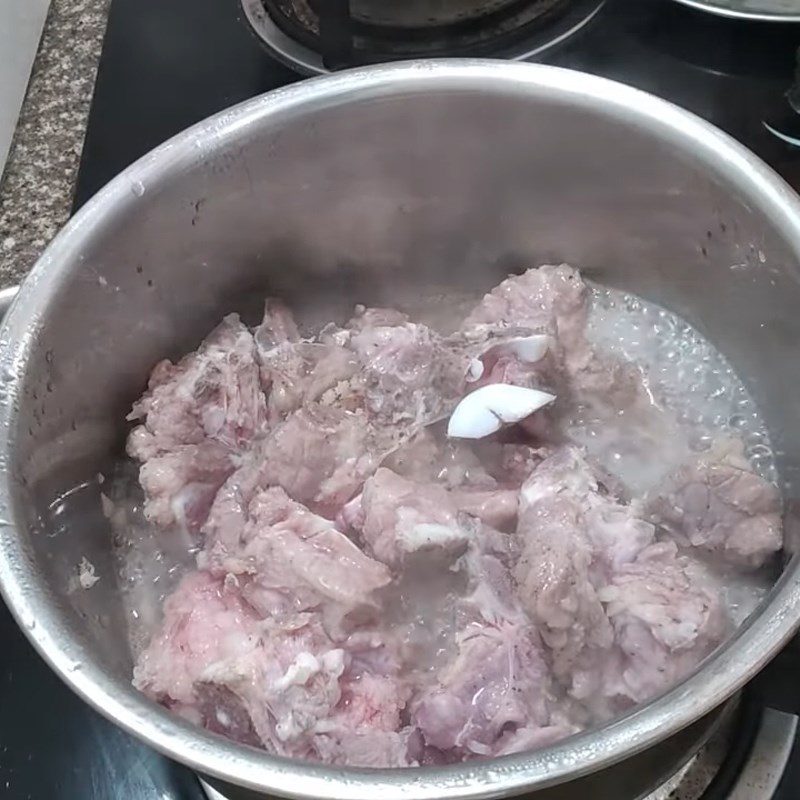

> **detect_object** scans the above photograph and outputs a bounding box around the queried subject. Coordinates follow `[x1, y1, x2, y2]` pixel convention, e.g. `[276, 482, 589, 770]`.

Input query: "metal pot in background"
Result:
[1, 61, 800, 800]
[670, 0, 800, 22]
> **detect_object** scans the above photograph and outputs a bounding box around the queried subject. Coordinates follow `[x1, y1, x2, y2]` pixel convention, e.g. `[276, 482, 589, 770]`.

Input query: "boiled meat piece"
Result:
[348, 468, 520, 566]
[200, 485, 391, 622]
[513, 447, 655, 692]
[128, 314, 267, 454]
[258, 341, 358, 424]
[379, 431, 518, 529]
[465, 264, 588, 352]
[482, 443, 554, 487]
[598, 542, 729, 703]
[463, 264, 588, 392]
[463, 264, 639, 409]
[514, 446, 730, 716]
[348, 321, 473, 432]
[456, 518, 523, 626]
[312, 638, 413, 767]
[353, 468, 471, 566]
[411, 620, 568, 759]
[314, 730, 412, 768]
[134, 570, 410, 763]
[381, 428, 497, 489]
[346, 305, 410, 331]
[255, 300, 359, 424]
[136, 441, 233, 532]
[235, 318, 497, 516]
[645, 439, 783, 569]
[345, 319, 552, 440]
[201, 403, 384, 536]
[312, 316, 477, 434]
[411, 524, 573, 759]
[127, 314, 267, 529]
[133, 570, 265, 739]
[254, 298, 301, 351]
[257, 404, 384, 515]
[199, 403, 385, 523]
[449, 487, 519, 532]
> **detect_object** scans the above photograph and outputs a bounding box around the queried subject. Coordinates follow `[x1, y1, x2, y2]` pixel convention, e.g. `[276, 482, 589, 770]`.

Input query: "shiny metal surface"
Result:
[202, 702, 732, 799]
[199, 702, 800, 800]
[2, 61, 800, 800]
[728, 710, 799, 799]
[670, 0, 800, 21]
[240, 0, 606, 74]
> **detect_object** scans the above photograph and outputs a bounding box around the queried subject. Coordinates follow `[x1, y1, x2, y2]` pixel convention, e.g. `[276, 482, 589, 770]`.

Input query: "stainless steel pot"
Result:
[2, 60, 800, 800]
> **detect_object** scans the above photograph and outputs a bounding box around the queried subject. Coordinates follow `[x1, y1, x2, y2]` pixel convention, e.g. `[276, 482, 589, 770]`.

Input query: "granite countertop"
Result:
[0, 0, 109, 288]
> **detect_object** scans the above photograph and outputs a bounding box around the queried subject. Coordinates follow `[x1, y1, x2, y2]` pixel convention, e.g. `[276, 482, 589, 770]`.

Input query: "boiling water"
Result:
[104, 463, 197, 657]
[578, 285, 778, 623]
[568, 284, 777, 493]
[105, 283, 780, 651]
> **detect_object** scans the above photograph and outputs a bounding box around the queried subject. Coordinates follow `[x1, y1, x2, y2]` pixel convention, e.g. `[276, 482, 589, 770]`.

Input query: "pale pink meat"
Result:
[346, 306, 410, 331]
[254, 298, 301, 351]
[597, 542, 728, 705]
[514, 446, 729, 716]
[258, 404, 381, 514]
[464, 264, 639, 408]
[135, 441, 233, 532]
[128, 314, 267, 453]
[645, 439, 782, 569]
[128, 263, 782, 768]
[465, 264, 588, 348]
[353, 468, 471, 566]
[135, 571, 411, 764]
[258, 341, 358, 423]
[349, 321, 472, 429]
[198, 403, 382, 528]
[126, 314, 267, 530]
[411, 524, 572, 759]
[411, 621, 562, 758]
[382, 427, 497, 489]
[450, 488, 519, 532]
[200, 486, 391, 621]
[348, 468, 520, 566]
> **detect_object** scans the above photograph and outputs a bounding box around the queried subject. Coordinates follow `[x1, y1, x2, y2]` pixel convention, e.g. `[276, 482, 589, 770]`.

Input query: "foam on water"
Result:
[577, 284, 778, 621]
[566, 284, 778, 494]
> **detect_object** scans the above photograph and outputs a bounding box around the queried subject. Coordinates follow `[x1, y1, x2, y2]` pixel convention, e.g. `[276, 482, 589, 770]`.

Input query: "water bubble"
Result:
[748, 442, 773, 457]
[131, 181, 146, 197]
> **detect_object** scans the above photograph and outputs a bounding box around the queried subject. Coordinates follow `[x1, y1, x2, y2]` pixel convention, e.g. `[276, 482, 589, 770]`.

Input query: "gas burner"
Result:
[240, 0, 606, 74]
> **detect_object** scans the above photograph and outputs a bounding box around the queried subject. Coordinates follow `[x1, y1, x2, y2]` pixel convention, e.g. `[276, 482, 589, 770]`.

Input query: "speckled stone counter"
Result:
[0, 0, 109, 288]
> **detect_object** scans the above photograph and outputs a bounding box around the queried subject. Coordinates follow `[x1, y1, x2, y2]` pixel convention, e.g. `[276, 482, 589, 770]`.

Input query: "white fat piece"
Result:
[447, 384, 556, 440]
[465, 358, 485, 383]
[499, 334, 550, 363]
[466, 334, 550, 384]
[272, 651, 320, 691]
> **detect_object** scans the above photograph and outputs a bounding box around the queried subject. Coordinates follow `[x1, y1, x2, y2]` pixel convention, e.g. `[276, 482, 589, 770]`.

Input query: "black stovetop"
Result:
[3, 0, 800, 797]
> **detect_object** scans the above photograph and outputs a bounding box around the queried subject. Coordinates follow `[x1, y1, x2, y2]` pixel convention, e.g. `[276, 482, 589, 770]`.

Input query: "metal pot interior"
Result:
[2, 62, 800, 798]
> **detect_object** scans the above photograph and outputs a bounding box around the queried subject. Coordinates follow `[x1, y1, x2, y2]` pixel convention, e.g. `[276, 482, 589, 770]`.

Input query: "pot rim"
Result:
[2, 59, 800, 799]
